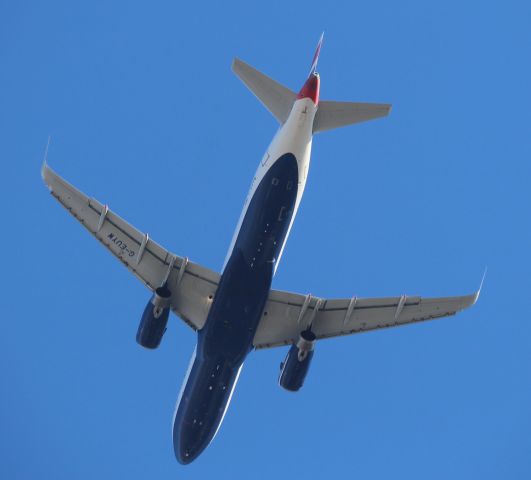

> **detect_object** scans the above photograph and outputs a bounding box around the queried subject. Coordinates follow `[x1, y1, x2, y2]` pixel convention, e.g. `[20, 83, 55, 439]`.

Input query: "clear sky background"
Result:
[2, 0, 530, 478]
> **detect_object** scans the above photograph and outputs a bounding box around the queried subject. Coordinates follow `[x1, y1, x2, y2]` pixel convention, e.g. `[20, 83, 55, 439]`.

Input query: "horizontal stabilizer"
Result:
[313, 100, 391, 133]
[232, 58, 297, 124]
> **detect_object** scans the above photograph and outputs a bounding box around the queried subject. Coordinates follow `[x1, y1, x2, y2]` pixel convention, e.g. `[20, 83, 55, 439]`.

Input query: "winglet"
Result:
[41, 136, 51, 180]
[474, 267, 487, 304]
[41, 136, 56, 191]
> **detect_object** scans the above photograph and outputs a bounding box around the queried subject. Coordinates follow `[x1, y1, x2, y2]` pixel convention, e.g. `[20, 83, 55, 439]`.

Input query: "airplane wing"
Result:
[253, 288, 479, 349]
[42, 163, 219, 331]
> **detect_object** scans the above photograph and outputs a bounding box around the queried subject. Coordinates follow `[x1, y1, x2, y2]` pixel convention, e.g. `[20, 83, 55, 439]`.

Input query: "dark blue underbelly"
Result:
[173, 153, 299, 463]
[173, 354, 240, 463]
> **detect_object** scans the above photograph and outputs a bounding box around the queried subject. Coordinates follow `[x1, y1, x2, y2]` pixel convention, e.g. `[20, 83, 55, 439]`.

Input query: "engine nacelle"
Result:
[136, 286, 171, 349]
[278, 330, 316, 392]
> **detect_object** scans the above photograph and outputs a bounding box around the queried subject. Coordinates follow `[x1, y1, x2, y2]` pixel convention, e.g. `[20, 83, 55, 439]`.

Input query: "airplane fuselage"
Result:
[172, 96, 318, 463]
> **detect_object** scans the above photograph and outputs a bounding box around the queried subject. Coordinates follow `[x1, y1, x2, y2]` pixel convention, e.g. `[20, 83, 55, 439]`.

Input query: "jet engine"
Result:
[136, 286, 172, 349]
[278, 330, 316, 392]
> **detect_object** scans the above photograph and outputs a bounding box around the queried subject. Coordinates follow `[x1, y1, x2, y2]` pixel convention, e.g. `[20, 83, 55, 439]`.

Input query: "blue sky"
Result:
[2, 0, 530, 478]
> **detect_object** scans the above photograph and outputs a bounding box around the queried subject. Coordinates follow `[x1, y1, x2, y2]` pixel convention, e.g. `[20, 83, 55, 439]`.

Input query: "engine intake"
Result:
[136, 286, 171, 349]
[278, 330, 316, 392]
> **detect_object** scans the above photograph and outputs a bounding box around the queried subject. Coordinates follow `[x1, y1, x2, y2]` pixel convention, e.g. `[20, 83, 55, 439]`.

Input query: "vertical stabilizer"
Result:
[297, 33, 324, 105]
[309, 32, 324, 75]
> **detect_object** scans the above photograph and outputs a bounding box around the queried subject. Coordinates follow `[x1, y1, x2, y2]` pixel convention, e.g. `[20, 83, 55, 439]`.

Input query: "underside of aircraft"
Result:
[42, 34, 480, 464]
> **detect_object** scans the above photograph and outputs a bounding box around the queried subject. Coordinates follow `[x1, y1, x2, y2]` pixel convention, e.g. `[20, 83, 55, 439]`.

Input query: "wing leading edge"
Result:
[253, 287, 479, 349]
[42, 163, 219, 331]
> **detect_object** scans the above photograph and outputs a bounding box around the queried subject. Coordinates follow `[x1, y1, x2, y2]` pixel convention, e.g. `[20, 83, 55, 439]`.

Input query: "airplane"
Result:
[41, 34, 480, 464]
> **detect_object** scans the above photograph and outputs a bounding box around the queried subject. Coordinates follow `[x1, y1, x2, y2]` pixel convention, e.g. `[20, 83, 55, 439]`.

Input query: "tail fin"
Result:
[232, 58, 296, 124]
[313, 100, 391, 133]
[309, 32, 324, 75]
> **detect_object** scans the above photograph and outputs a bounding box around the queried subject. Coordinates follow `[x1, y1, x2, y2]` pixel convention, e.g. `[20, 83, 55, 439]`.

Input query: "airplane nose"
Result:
[171, 355, 242, 464]
[175, 443, 201, 465]
[173, 424, 210, 465]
